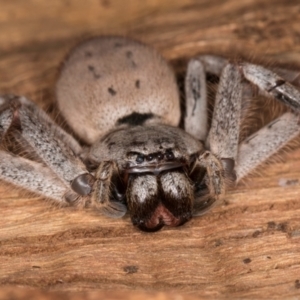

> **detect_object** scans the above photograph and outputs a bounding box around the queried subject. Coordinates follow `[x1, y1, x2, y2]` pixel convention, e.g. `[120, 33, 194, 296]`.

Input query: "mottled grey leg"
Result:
[189, 56, 254, 127]
[0, 150, 74, 203]
[192, 151, 225, 216]
[0, 95, 96, 202]
[0, 95, 87, 185]
[184, 58, 207, 140]
[206, 63, 243, 161]
[197, 56, 300, 88]
[236, 112, 300, 181]
[241, 63, 300, 112]
[91, 161, 127, 218]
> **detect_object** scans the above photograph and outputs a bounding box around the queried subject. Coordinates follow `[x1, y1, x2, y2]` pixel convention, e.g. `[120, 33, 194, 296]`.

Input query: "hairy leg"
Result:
[236, 112, 300, 180]
[191, 151, 225, 216]
[0, 150, 77, 203]
[206, 63, 243, 165]
[0, 95, 95, 201]
[241, 63, 300, 111]
[92, 161, 127, 218]
[0, 95, 87, 183]
[234, 64, 300, 180]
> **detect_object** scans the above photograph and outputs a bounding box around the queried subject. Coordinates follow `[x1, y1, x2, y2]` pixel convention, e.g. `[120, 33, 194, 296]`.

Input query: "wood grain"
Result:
[1, 0, 300, 299]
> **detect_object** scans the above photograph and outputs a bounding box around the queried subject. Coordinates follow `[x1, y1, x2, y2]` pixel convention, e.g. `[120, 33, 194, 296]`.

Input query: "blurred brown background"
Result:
[0, 1, 300, 299]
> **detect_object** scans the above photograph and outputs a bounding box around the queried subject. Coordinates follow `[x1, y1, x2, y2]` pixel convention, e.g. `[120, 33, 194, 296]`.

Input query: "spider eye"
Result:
[157, 152, 164, 160]
[136, 154, 144, 163]
[146, 154, 154, 161]
[165, 150, 174, 160]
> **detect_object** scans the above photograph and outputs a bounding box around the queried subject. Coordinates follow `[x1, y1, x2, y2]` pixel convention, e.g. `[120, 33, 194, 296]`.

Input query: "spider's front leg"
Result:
[186, 59, 242, 181]
[0, 95, 96, 207]
[0, 95, 127, 216]
[185, 60, 242, 214]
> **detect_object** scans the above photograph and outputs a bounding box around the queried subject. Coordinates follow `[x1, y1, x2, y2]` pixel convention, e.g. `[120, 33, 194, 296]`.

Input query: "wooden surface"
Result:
[1, 0, 300, 299]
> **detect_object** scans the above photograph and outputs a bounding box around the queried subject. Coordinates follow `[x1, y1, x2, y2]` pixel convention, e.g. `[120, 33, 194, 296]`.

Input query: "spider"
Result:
[1, 36, 300, 232]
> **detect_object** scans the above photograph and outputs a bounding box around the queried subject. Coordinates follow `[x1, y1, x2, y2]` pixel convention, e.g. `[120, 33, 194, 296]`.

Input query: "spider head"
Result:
[84, 124, 215, 231]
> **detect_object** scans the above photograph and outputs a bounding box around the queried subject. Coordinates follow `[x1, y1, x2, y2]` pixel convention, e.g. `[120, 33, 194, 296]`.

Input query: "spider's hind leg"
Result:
[236, 112, 300, 181]
[241, 63, 300, 112]
[234, 63, 300, 181]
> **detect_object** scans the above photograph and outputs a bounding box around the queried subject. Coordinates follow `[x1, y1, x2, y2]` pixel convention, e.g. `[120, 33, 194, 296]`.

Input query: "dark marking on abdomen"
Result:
[125, 50, 137, 67]
[108, 87, 117, 96]
[117, 112, 154, 126]
[135, 80, 140, 89]
[87, 65, 100, 79]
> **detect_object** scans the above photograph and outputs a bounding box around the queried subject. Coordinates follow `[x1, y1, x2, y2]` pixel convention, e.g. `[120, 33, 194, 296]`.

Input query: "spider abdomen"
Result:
[56, 36, 181, 144]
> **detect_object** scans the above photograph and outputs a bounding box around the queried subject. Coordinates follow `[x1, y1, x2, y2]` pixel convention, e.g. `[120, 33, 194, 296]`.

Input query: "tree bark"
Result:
[0, 0, 300, 299]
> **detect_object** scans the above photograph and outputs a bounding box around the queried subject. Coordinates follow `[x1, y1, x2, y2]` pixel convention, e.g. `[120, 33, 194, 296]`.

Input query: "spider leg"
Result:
[194, 55, 227, 75]
[186, 56, 254, 130]
[236, 112, 300, 181]
[0, 96, 85, 205]
[206, 63, 243, 170]
[233, 63, 300, 180]
[184, 58, 208, 140]
[0, 95, 95, 201]
[241, 63, 300, 111]
[0, 96, 14, 141]
[274, 67, 300, 87]
[195, 55, 300, 88]
[191, 150, 225, 216]
[0, 150, 75, 203]
[92, 161, 127, 218]
[1, 95, 87, 180]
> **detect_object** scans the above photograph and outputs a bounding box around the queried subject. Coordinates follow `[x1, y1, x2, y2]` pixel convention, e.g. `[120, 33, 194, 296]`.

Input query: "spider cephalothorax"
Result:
[1, 36, 300, 231]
